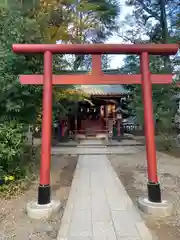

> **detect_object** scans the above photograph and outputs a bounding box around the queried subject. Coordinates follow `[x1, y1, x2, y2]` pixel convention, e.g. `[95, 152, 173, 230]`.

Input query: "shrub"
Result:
[0, 122, 27, 179]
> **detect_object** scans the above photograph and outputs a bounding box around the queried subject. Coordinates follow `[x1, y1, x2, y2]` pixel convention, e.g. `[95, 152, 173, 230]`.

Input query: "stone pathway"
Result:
[51, 139, 139, 155]
[57, 140, 154, 239]
[51, 147, 139, 155]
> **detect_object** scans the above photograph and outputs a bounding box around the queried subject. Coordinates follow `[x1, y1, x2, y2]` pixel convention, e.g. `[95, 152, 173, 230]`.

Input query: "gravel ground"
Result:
[0, 155, 78, 240]
[109, 146, 180, 240]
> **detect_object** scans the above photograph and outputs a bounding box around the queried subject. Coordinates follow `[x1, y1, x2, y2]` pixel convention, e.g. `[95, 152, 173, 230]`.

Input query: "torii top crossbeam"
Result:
[12, 43, 179, 86]
[12, 43, 179, 55]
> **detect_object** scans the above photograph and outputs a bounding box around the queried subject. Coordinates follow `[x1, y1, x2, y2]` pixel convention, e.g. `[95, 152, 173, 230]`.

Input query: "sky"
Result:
[106, 0, 133, 69]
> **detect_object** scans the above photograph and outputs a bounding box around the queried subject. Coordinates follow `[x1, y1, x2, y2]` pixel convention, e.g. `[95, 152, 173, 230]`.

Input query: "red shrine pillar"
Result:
[141, 52, 161, 203]
[38, 51, 52, 205]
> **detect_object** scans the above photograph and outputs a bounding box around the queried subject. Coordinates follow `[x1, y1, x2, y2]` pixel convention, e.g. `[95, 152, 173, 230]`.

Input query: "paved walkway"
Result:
[52, 139, 139, 155]
[57, 140, 153, 240]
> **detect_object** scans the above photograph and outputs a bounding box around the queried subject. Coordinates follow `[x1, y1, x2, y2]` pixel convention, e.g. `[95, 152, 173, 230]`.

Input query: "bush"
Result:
[0, 122, 27, 179]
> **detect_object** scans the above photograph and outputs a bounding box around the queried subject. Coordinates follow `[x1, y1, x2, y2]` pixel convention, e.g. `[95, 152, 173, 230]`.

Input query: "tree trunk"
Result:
[160, 0, 171, 72]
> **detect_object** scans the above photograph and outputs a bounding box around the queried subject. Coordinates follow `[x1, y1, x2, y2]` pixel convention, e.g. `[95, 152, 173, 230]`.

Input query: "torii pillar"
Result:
[12, 43, 178, 218]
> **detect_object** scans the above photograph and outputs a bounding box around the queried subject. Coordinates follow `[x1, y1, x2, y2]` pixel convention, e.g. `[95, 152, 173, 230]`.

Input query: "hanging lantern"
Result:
[108, 105, 111, 113]
[112, 105, 115, 112]
[117, 113, 122, 120]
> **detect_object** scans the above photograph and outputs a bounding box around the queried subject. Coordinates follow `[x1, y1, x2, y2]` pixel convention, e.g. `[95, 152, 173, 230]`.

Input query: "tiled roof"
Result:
[76, 85, 128, 95]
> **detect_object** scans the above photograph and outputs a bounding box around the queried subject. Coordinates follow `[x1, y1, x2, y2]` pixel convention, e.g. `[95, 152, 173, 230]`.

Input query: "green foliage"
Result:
[0, 8, 44, 123]
[0, 144, 39, 199]
[0, 1, 116, 124]
[0, 122, 26, 178]
[119, 0, 180, 139]
[120, 55, 179, 133]
[52, 88, 89, 123]
[0, 8, 44, 192]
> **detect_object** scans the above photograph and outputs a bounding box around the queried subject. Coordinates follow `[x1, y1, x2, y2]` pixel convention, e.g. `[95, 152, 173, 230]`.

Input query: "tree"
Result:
[0, 8, 44, 123]
[28, 0, 120, 69]
[118, 0, 180, 136]
[124, 0, 179, 69]
[0, 6, 43, 180]
[1, 0, 119, 124]
[120, 55, 178, 134]
[123, 0, 179, 47]
[9, 0, 120, 44]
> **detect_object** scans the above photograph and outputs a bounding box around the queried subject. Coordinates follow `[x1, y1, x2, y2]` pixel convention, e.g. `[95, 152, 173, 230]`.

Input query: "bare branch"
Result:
[134, 0, 161, 21]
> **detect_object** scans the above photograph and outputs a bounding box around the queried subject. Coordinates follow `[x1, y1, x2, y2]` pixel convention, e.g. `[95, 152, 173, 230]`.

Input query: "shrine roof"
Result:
[57, 69, 122, 74]
[76, 85, 128, 96]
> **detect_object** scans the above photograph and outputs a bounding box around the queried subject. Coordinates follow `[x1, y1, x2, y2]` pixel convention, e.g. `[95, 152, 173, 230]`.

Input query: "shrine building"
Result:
[68, 84, 130, 139]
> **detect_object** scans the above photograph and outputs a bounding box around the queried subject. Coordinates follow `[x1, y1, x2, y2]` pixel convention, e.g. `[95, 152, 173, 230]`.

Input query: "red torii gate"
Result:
[12, 43, 179, 206]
